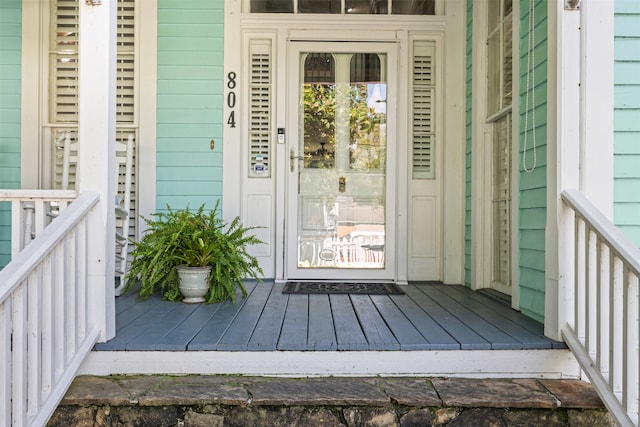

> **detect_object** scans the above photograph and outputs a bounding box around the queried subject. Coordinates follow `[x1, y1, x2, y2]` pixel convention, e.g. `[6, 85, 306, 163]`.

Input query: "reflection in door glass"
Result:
[303, 54, 335, 169]
[349, 54, 386, 171]
[297, 52, 387, 270]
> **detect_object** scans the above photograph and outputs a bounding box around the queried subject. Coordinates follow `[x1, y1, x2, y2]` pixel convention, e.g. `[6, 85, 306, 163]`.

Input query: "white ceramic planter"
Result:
[176, 265, 211, 303]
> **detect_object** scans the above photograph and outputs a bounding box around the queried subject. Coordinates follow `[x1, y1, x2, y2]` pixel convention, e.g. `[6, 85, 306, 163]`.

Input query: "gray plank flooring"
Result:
[95, 282, 566, 351]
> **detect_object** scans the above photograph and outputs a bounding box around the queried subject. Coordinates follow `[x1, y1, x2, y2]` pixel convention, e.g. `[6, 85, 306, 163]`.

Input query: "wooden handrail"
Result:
[561, 188, 639, 427]
[0, 191, 103, 427]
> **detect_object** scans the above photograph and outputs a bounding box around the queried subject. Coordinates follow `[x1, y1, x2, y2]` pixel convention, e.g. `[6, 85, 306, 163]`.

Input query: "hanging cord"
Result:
[523, 0, 537, 173]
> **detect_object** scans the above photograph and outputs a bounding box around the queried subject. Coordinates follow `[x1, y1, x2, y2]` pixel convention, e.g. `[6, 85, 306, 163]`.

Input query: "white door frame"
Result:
[470, 0, 520, 309]
[224, 7, 465, 286]
[284, 41, 399, 282]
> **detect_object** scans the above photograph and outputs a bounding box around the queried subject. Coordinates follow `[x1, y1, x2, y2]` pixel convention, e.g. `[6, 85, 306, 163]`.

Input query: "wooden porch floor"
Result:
[96, 282, 566, 352]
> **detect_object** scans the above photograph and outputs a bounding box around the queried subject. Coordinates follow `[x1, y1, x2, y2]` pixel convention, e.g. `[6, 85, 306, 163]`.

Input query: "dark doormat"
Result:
[283, 282, 405, 295]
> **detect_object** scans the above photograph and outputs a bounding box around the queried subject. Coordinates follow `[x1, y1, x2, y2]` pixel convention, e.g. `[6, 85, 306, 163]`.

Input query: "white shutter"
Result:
[411, 40, 435, 179]
[50, 0, 79, 124]
[49, 0, 138, 245]
[115, 0, 138, 244]
[248, 39, 272, 178]
[117, 0, 135, 124]
[50, 0, 79, 189]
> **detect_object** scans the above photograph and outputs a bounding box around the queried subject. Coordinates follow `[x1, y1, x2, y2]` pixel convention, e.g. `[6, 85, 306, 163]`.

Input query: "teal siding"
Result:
[464, 0, 473, 287]
[614, 0, 640, 246]
[0, 0, 21, 268]
[156, 0, 224, 213]
[517, 0, 547, 323]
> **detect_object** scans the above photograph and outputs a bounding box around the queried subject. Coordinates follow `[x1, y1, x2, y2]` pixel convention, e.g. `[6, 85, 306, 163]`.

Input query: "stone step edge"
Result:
[59, 376, 606, 410]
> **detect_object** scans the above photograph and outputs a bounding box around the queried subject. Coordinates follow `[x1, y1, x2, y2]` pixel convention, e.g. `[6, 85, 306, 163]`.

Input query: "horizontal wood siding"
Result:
[517, 0, 547, 323]
[464, 0, 473, 287]
[614, 0, 640, 245]
[156, 0, 224, 212]
[0, 1, 21, 268]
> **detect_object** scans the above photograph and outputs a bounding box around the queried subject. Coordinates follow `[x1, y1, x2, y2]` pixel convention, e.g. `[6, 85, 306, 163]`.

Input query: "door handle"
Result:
[290, 148, 304, 172]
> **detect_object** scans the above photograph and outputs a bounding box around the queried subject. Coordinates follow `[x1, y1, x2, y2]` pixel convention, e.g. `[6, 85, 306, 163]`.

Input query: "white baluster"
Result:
[23, 202, 35, 248]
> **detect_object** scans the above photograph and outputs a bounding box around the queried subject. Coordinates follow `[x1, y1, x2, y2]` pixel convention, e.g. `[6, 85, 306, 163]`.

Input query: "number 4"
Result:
[227, 111, 236, 128]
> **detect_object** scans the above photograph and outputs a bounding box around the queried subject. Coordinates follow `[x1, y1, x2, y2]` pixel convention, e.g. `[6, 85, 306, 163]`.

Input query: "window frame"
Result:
[243, 0, 445, 15]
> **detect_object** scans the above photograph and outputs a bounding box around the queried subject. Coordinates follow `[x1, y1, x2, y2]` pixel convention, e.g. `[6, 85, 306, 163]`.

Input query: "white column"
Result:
[137, 0, 158, 225]
[443, 0, 465, 285]
[223, 0, 242, 222]
[580, 0, 614, 219]
[546, 1, 581, 340]
[77, 0, 117, 340]
[546, 1, 615, 341]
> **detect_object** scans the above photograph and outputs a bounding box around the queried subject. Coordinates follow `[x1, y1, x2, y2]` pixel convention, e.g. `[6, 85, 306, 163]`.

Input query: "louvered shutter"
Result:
[248, 40, 272, 178]
[411, 40, 435, 179]
[115, 0, 137, 244]
[51, 0, 79, 124]
[50, 0, 79, 189]
[49, 0, 138, 245]
[117, 0, 135, 124]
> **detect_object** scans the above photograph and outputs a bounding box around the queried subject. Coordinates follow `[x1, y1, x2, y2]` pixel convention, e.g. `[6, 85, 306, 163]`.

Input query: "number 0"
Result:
[227, 91, 236, 108]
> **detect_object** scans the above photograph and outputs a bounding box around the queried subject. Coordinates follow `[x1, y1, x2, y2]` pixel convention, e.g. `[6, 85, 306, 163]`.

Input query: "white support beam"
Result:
[546, 0, 615, 341]
[223, 0, 243, 223]
[442, 0, 465, 285]
[546, 1, 582, 341]
[580, 0, 614, 219]
[77, 0, 117, 340]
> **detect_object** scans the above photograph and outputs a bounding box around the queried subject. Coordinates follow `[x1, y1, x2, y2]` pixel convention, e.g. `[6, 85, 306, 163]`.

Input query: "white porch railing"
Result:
[561, 189, 639, 427]
[0, 191, 102, 427]
[0, 189, 78, 257]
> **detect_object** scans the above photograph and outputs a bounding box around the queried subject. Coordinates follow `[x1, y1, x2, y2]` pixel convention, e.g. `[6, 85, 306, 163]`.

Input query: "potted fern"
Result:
[124, 202, 263, 303]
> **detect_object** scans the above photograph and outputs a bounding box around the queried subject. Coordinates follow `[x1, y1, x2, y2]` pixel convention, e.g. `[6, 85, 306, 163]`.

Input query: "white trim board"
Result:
[79, 349, 580, 379]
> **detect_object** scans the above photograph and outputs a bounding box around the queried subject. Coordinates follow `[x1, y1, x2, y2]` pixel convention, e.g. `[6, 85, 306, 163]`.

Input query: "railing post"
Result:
[78, 0, 117, 341]
[557, 201, 576, 340]
[23, 202, 35, 247]
[11, 201, 24, 257]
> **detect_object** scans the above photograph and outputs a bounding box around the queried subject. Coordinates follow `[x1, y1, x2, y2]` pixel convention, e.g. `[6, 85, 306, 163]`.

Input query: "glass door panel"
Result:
[295, 50, 387, 271]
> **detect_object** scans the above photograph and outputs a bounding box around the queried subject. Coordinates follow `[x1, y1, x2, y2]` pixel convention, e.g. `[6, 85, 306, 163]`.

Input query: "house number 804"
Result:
[227, 72, 237, 128]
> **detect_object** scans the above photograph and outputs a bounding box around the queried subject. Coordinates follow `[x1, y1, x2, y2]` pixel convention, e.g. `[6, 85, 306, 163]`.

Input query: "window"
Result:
[486, 0, 512, 116]
[249, 0, 436, 14]
[485, 0, 513, 291]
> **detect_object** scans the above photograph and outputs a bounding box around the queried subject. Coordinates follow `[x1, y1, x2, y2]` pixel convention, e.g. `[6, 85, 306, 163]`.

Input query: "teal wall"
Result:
[517, 0, 547, 322]
[0, 0, 21, 268]
[156, 0, 224, 213]
[614, 0, 640, 246]
[464, 0, 473, 287]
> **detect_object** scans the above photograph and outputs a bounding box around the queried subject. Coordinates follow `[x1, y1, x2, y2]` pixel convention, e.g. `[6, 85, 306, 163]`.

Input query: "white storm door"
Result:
[286, 42, 397, 281]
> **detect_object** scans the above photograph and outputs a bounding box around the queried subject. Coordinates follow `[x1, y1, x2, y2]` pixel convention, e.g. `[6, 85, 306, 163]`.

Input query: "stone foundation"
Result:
[49, 376, 614, 427]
